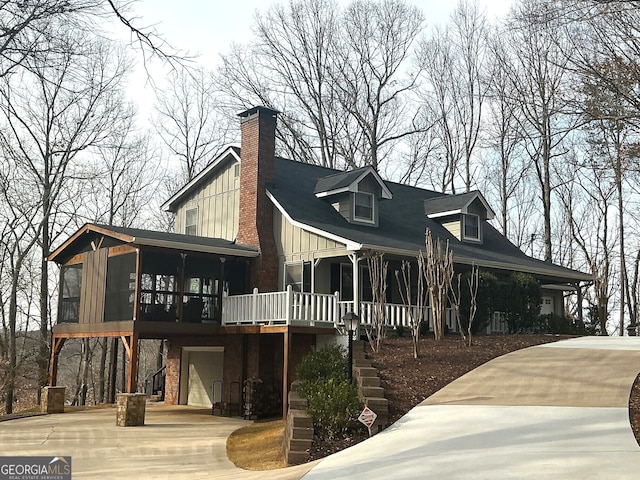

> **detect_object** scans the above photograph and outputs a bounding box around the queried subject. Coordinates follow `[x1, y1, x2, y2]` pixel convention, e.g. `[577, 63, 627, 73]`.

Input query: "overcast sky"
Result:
[124, 0, 513, 120]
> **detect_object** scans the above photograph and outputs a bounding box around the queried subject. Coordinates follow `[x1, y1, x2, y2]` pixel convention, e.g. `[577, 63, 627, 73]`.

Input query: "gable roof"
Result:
[49, 223, 258, 264]
[314, 166, 393, 199]
[161, 146, 241, 213]
[268, 158, 589, 283]
[424, 191, 495, 220]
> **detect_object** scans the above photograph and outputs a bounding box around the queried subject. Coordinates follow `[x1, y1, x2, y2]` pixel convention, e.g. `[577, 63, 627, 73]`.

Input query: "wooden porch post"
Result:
[282, 330, 291, 419]
[350, 253, 361, 336]
[217, 258, 226, 322]
[133, 249, 142, 321]
[576, 282, 584, 326]
[121, 334, 140, 393]
[48, 335, 66, 386]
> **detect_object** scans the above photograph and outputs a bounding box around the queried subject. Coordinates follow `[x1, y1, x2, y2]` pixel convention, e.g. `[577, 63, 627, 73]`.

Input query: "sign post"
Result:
[358, 406, 378, 437]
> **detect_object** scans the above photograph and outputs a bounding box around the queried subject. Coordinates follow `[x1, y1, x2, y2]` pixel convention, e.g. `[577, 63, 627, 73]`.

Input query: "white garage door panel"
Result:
[187, 351, 223, 408]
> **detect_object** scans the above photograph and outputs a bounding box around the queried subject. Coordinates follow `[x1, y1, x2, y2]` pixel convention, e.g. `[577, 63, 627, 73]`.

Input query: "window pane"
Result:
[186, 207, 197, 235]
[354, 192, 373, 221]
[60, 265, 82, 323]
[464, 214, 479, 239]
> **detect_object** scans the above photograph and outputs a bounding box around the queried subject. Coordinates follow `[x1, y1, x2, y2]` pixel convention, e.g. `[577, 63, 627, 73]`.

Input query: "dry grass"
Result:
[226, 419, 286, 470]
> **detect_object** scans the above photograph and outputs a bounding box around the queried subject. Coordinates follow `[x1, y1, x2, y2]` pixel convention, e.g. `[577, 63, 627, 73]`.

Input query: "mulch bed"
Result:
[310, 334, 640, 461]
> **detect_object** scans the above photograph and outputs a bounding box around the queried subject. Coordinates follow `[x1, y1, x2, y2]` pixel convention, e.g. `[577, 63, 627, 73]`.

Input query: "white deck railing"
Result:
[222, 286, 465, 332]
[221, 286, 340, 327]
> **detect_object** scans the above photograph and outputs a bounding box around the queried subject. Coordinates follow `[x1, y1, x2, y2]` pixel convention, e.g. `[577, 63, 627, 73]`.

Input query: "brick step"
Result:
[286, 450, 309, 465]
[372, 415, 389, 432]
[361, 386, 384, 398]
[353, 357, 371, 367]
[292, 426, 314, 440]
[358, 375, 380, 387]
[354, 366, 378, 378]
[288, 391, 307, 410]
[364, 397, 389, 415]
[289, 438, 313, 451]
[289, 411, 313, 428]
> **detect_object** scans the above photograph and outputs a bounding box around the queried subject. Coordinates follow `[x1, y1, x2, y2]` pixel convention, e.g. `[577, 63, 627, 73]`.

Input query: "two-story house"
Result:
[47, 106, 591, 418]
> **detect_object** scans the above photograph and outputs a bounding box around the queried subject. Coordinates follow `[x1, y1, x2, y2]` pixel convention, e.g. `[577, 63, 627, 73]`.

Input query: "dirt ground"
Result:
[310, 334, 640, 461]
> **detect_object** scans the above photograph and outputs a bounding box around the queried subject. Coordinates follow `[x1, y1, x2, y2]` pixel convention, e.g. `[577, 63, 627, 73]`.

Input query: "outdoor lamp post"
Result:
[342, 311, 359, 383]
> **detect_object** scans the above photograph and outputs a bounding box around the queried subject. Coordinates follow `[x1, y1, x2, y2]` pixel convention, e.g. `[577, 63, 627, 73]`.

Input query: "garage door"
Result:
[186, 350, 224, 408]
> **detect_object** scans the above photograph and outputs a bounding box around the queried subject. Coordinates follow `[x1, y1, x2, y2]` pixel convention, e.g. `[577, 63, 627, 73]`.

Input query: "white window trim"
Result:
[462, 213, 481, 242]
[185, 206, 198, 236]
[353, 191, 375, 224]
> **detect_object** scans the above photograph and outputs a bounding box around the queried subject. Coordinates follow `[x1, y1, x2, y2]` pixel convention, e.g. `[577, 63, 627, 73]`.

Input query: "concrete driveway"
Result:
[0, 404, 315, 479]
[3, 336, 640, 479]
[302, 336, 640, 479]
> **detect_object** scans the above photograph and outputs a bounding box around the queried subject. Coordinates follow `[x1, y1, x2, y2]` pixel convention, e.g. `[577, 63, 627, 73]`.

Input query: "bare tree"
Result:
[395, 258, 427, 359]
[153, 67, 233, 183]
[581, 61, 640, 335]
[0, 1, 184, 79]
[466, 264, 479, 346]
[424, 230, 454, 341]
[0, 32, 133, 397]
[218, 0, 426, 176]
[332, 0, 426, 172]
[447, 273, 468, 344]
[419, 1, 490, 192]
[0, 153, 42, 414]
[218, 0, 344, 168]
[365, 252, 388, 353]
[558, 155, 615, 335]
[495, 0, 578, 262]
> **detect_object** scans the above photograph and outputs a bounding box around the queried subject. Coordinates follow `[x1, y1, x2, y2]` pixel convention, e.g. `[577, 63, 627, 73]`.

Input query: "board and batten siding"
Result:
[174, 159, 240, 241]
[273, 209, 351, 292]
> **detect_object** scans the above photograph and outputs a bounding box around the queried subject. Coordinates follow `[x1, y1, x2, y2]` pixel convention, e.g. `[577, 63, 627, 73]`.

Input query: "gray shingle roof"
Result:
[313, 167, 371, 194]
[270, 158, 589, 283]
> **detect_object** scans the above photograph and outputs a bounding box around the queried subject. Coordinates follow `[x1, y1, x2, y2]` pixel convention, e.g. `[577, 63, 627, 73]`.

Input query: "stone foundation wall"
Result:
[40, 386, 65, 414]
[283, 381, 313, 465]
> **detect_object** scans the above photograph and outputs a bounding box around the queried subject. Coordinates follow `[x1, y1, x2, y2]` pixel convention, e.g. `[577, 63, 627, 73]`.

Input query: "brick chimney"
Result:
[237, 106, 280, 292]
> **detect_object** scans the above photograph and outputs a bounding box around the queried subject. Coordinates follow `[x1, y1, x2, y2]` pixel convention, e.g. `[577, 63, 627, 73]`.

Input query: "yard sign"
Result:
[358, 406, 377, 436]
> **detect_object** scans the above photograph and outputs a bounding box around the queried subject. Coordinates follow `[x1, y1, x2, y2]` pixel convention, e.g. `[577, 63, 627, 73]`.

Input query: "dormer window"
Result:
[314, 166, 392, 228]
[354, 192, 374, 223]
[425, 191, 495, 244]
[463, 214, 480, 241]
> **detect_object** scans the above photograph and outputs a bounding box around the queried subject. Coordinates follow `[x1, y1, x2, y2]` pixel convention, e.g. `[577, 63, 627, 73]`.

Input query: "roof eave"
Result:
[132, 237, 259, 257]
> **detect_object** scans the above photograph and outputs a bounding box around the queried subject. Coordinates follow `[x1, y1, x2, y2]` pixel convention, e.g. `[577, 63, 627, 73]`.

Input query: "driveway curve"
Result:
[302, 336, 640, 479]
[3, 337, 640, 479]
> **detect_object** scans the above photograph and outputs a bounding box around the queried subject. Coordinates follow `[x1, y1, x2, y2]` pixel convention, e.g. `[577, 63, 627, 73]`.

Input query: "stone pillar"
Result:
[116, 393, 146, 426]
[40, 386, 65, 414]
